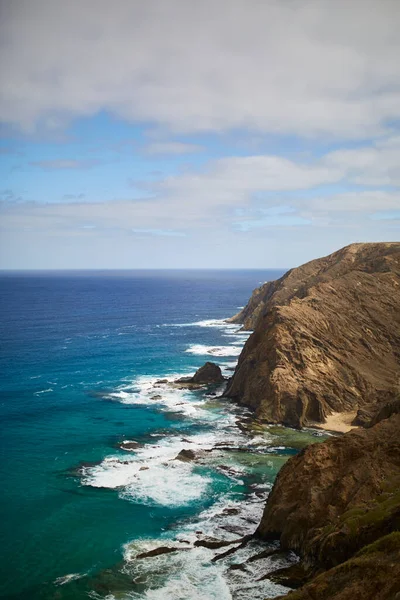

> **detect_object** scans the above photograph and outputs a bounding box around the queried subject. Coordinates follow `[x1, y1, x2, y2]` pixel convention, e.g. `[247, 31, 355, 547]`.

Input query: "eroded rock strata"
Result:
[225, 242, 400, 428]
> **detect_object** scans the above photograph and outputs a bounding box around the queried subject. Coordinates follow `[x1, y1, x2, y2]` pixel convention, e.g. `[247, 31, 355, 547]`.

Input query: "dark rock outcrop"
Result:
[367, 395, 400, 427]
[135, 546, 181, 559]
[351, 404, 377, 426]
[191, 361, 225, 384]
[174, 449, 196, 462]
[119, 440, 141, 451]
[225, 242, 400, 428]
[193, 536, 246, 549]
[175, 362, 225, 388]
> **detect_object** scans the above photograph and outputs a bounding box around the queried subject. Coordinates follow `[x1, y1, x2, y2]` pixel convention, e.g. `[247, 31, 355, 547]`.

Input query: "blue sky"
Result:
[0, 0, 399, 269]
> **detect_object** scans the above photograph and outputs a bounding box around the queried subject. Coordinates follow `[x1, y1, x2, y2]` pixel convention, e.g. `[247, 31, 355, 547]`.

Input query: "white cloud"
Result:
[324, 135, 400, 185]
[1, 143, 399, 239]
[1, 0, 400, 137]
[155, 155, 343, 212]
[144, 142, 203, 155]
[304, 191, 400, 213]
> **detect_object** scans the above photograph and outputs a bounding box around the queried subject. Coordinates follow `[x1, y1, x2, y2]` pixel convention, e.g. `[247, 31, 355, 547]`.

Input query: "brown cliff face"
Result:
[257, 414, 400, 568]
[273, 533, 400, 600]
[258, 413, 400, 600]
[225, 242, 400, 428]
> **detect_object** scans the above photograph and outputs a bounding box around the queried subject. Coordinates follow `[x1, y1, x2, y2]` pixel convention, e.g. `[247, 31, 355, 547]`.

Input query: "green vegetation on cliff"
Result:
[258, 412, 400, 599]
[275, 533, 400, 600]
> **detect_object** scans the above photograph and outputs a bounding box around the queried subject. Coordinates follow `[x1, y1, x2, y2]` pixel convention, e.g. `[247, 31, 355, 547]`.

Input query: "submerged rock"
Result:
[119, 440, 141, 451]
[194, 534, 250, 550]
[174, 448, 196, 462]
[135, 546, 181, 559]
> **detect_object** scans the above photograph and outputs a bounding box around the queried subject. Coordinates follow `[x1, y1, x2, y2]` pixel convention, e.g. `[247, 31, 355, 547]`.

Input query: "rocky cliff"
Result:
[225, 242, 400, 428]
[258, 407, 400, 600]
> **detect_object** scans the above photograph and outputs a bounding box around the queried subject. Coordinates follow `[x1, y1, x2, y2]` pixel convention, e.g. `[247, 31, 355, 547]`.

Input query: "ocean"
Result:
[0, 270, 326, 600]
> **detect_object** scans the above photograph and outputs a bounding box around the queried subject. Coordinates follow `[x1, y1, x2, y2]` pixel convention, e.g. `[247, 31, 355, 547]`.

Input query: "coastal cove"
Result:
[0, 269, 327, 600]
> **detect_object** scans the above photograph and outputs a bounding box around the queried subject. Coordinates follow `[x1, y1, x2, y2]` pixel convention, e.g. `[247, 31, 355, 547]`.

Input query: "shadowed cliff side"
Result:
[272, 532, 400, 600]
[257, 410, 400, 600]
[224, 242, 400, 428]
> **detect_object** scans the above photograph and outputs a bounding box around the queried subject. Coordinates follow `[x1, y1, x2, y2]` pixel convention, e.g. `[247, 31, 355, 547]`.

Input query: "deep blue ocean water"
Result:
[0, 270, 326, 600]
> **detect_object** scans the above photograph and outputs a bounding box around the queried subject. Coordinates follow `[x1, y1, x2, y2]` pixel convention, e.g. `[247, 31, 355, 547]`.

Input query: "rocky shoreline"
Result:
[222, 242, 400, 599]
[108, 242, 400, 599]
[48, 243, 400, 599]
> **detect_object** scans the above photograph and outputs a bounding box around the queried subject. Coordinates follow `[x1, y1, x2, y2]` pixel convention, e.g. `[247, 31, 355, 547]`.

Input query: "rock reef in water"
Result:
[225, 242, 400, 428]
[174, 361, 225, 388]
[190, 361, 225, 384]
[173, 448, 197, 462]
[258, 408, 400, 600]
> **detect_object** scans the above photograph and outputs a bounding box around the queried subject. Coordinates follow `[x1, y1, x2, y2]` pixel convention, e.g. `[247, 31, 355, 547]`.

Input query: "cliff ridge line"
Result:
[225, 242, 400, 428]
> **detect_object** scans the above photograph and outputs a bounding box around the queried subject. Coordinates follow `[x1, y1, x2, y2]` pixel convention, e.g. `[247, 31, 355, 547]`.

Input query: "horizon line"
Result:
[0, 266, 288, 273]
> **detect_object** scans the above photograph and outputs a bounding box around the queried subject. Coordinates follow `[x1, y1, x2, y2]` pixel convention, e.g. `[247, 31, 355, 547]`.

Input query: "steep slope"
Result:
[257, 414, 400, 566]
[225, 242, 400, 428]
[273, 533, 400, 600]
[257, 412, 400, 600]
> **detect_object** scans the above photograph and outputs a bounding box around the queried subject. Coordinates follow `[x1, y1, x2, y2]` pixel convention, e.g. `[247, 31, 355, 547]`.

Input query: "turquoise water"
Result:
[0, 270, 326, 599]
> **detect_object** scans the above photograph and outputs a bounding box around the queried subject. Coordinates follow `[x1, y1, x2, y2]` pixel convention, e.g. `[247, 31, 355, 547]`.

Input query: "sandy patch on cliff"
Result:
[310, 411, 357, 433]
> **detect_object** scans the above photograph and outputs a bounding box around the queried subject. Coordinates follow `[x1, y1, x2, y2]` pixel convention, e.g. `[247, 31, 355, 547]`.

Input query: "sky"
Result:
[0, 0, 399, 270]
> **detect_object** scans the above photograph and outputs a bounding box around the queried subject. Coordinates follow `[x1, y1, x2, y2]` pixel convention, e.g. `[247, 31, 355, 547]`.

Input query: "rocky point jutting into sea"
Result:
[225, 242, 400, 430]
[224, 241, 400, 600]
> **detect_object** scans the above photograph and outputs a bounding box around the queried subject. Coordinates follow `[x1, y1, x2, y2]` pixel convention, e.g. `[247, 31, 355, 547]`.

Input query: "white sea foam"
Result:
[162, 318, 242, 337]
[79, 306, 295, 597]
[81, 421, 252, 507]
[193, 319, 239, 329]
[122, 463, 211, 506]
[163, 318, 234, 328]
[107, 375, 210, 419]
[120, 490, 293, 600]
[83, 456, 211, 506]
[219, 359, 238, 368]
[34, 388, 53, 395]
[224, 332, 251, 341]
[81, 432, 231, 506]
[123, 541, 233, 600]
[185, 344, 243, 357]
[55, 572, 85, 585]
